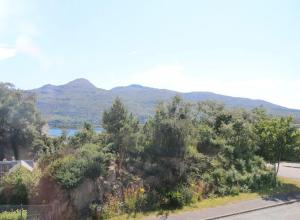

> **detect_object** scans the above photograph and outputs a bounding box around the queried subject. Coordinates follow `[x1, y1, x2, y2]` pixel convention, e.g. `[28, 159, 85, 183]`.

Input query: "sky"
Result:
[0, 0, 300, 109]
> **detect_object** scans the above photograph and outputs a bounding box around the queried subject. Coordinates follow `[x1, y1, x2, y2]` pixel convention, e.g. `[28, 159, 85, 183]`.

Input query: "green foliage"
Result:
[0, 167, 41, 205]
[7, 95, 298, 218]
[0, 83, 45, 160]
[123, 187, 146, 213]
[163, 186, 195, 209]
[255, 116, 300, 175]
[0, 210, 27, 220]
[78, 143, 109, 178]
[49, 155, 86, 189]
[69, 123, 98, 148]
[102, 98, 139, 177]
[142, 96, 193, 188]
[49, 144, 108, 189]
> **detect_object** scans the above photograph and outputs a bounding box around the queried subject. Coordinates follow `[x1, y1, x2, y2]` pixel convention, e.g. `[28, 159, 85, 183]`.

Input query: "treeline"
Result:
[0, 84, 300, 219]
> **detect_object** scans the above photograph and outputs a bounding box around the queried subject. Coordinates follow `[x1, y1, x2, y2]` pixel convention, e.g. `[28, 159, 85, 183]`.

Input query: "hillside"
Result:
[28, 78, 300, 127]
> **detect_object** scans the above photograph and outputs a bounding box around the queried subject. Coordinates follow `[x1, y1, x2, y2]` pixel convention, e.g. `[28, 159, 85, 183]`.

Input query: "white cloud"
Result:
[0, 35, 41, 61]
[0, 46, 17, 60]
[0, 0, 47, 65]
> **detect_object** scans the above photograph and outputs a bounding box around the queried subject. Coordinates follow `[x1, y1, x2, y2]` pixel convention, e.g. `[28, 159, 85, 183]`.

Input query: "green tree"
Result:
[255, 116, 299, 177]
[102, 98, 139, 177]
[49, 143, 108, 189]
[0, 167, 41, 205]
[0, 83, 45, 160]
[194, 102, 274, 194]
[143, 96, 193, 188]
[69, 122, 97, 148]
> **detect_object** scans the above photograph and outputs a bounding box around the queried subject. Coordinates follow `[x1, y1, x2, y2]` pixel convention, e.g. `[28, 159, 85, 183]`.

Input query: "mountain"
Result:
[27, 78, 300, 127]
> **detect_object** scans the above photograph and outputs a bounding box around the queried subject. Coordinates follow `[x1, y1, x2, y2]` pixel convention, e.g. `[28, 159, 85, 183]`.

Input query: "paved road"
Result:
[223, 201, 300, 220]
[278, 162, 300, 180]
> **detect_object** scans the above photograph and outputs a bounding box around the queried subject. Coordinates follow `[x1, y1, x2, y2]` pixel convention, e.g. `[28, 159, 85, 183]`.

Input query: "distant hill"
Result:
[27, 78, 300, 127]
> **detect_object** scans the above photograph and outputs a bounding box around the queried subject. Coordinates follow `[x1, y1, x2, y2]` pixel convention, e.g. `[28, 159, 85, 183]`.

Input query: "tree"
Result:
[255, 116, 299, 177]
[102, 98, 139, 177]
[0, 83, 45, 160]
[69, 122, 97, 148]
[142, 96, 193, 188]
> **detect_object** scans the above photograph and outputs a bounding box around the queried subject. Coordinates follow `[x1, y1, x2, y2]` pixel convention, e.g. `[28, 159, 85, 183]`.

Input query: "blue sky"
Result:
[0, 0, 299, 108]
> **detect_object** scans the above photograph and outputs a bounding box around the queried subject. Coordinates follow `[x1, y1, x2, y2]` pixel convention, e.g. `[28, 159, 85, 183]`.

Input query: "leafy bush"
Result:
[49, 155, 86, 189]
[161, 185, 196, 209]
[0, 167, 41, 205]
[203, 160, 275, 196]
[166, 191, 184, 208]
[49, 144, 108, 189]
[78, 143, 108, 178]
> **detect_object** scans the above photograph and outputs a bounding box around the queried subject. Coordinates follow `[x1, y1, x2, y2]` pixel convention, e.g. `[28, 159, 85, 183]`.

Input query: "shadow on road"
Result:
[259, 182, 300, 202]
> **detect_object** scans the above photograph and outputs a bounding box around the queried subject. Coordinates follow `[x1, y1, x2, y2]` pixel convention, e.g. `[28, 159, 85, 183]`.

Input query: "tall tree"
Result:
[0, 83, 45, 160]
[102, 98, 139, 177]
[143, 96, 193, 188]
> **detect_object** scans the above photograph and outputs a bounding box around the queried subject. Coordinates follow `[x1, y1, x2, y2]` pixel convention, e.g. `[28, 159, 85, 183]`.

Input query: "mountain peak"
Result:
[29, 78, 300, 127]
[128, 84, 145, 89]
[65, 78, 96, 88]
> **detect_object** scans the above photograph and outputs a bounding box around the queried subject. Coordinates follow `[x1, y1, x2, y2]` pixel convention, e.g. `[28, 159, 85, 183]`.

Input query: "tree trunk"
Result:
[276, 147, 282, 176]
[119, 152, 125, 202]
[274, 146, 283, 184]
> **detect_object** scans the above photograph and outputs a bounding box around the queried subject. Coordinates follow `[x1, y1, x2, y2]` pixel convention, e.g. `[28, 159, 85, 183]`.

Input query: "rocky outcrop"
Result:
[30, 176, 78, 220]
[70, 178, 104, 218]
[31, 163, 125, 219]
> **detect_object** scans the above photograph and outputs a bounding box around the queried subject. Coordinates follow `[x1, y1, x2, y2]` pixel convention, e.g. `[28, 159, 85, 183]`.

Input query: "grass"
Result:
[108, 177, 300, 220]
[258, 177, 300, 195]
[0, 210, 27, 220]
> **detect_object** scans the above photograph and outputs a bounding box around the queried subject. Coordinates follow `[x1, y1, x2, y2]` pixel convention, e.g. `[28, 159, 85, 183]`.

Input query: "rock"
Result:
[70, 179, 101, 215]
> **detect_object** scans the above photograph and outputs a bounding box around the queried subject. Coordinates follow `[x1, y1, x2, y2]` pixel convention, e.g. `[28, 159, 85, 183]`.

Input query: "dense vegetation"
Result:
[29, 78, 300, 127]
[1, 84, 300, 219]
[40, 98, 300, 218]
[0, 83, 45, 160]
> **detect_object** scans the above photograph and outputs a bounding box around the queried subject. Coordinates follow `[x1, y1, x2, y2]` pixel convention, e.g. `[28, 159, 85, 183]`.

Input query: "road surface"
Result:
[223, 201, 300, 220]
[278, 162, 300, 180]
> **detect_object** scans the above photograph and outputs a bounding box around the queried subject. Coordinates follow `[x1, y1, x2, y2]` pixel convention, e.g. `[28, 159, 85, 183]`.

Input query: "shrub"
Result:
[162, 186, 195, 209]
[165, 191, 185, 209]
[250, 170, 275, 190]
[49, 144, 108, 189]
[0, 167, 41, 205]
[49, 155, 86, 189]
[78, 144, 108, 178]
[124, 187, 146, 213]
[141, 190, 161, 211]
